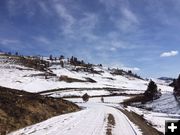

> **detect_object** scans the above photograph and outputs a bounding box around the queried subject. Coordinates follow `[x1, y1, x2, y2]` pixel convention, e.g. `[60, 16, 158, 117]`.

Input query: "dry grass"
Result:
[123, 94, 150, 105]
[59, 75, 96, 83]
[119, 108, 163, 135]
[0, 86, 80, 135]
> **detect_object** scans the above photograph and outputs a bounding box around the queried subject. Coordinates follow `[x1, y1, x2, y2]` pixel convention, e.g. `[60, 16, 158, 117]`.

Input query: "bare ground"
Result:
[106, 113, 116, 135]
[0, 86, 80, 135]
[118, 107, 164, 135]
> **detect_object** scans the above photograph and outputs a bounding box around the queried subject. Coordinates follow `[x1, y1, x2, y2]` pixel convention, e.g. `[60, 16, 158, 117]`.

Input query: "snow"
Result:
[126, 106, 180, 134]
[9, 102, 142, 135]
[1, 55, 179, 135]
[47, 89, 111, 97]
[126, 89, 180, 133]
[132, 92, 180, 115]
[152, 78, 173, 86]
[0, 55, 173, 94]
[145, 92, 180, 114]
[64, 96, 131, 103]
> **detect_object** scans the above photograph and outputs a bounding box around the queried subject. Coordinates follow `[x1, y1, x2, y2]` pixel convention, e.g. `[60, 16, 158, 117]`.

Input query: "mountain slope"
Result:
[0, 54, 172, 95]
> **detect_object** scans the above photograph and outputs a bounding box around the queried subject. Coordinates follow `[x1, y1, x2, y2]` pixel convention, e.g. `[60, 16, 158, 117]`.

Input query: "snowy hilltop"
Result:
[0, 53, 172, 94]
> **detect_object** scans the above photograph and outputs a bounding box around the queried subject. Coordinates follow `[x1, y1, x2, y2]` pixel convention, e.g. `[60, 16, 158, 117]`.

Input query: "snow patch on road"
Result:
[9, 103, 142, 135]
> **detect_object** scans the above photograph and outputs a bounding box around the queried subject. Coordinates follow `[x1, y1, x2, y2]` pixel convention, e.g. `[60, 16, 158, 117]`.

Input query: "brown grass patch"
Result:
[0, 86, 80, 135]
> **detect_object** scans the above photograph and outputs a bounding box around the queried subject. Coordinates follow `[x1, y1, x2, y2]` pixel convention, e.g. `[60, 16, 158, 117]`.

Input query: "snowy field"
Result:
[64, 96, 131, 103]
[126, 106, 180, 134]
[44, 89, 145, 98]
[0, 55, 173, 95]
[143, 92, 180, 114]
[46, 89, 111, 97]
[0, 55, 146, 93]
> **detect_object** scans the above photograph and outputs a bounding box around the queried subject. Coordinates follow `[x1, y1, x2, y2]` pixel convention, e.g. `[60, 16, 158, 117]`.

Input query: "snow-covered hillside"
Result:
[0, 54, 173, 95]
[152, 78, 173, 86]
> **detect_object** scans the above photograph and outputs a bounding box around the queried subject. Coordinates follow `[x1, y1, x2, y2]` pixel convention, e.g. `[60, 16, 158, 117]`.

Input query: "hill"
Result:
[0, 53, 149, 93]
[0, 53, 178, 135]
[0, 86, 79, 135]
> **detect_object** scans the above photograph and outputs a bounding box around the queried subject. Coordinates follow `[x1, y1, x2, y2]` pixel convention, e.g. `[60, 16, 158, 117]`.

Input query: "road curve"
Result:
[9, 103, 140, 135]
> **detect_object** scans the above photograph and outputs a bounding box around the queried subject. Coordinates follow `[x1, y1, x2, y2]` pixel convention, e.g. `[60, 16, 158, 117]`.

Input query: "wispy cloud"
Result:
[7, 0, 36, 17]
[160, 50, 178, 57]
[0, 39, 19, 45]
[38, 1, 52, 15]
[53, 2, 75, 35]
[122, 8, 139, 24]
[95, 39, 138, 52]
[119, 7, 139, 31]
[122, 67, 140, 72]
[108, 62, 140, 72]
[33, 36, 50, 44]
[99, 0, 139, 32]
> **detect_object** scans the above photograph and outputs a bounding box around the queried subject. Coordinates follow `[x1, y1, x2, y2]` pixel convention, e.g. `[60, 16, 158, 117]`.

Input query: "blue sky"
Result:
[0, 0, 180, 78]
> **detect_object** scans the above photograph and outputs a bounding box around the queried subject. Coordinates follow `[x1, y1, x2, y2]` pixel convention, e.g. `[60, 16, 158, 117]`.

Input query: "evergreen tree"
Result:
[82, 93, 89, 102]
[144, 80, 161, 100]
[169, 79, 176, 87]
[70, 56, 74, 64]
[174, 74, 180, 95]
[49, 55, 53, 61]
[15, 52, 18, 56]
[8, 52, 11, 55]
[128, 70, 132, 74]
[60, 60, 64, 68]
[59, 55, 64, 60]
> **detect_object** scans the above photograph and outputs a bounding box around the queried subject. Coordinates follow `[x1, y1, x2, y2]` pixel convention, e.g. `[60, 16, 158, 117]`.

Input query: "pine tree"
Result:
[144, 80, 161, 100]
[82, 93, 89, 102]
[174, 74, 180, 95]
[60, 60, 64, 68]
[15, 52, 18, 56]
[49, 55, 53, 61]
[59, 55, 64, 60]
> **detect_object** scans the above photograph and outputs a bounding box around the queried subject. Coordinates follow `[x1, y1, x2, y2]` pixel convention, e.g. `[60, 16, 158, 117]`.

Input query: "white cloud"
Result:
[110, 47, 116, 51]
[38, 1, 51, 15]
[121, 8, 139, 24]
[7, 0, 36, 17]
[76, 13, 99, 41]
[116, 7, 140, 32]
[52, 2, 99, 41]
[53, 3, 75, 35]
[0, 39, 19, 45]
[160, 50, 178, 57]
[94, 38, 139, 52]
[33, 36, 50, 44]
[99, 0, 139, 32]
[122, 67, 140, 72]
[110, 64, 140, 72]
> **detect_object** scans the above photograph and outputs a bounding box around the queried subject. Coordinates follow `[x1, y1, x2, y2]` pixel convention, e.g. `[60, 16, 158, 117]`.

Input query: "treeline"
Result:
[1, 51, 50, 71]
[173, 75, 180, 96]
[144, 74, 180, 102]
[0, 51, 20, 57]
[143, 74, 180, 101]
[19, 57, 49, 71]
[48, 55, 91, 67]
[110, 68, 143, 80]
